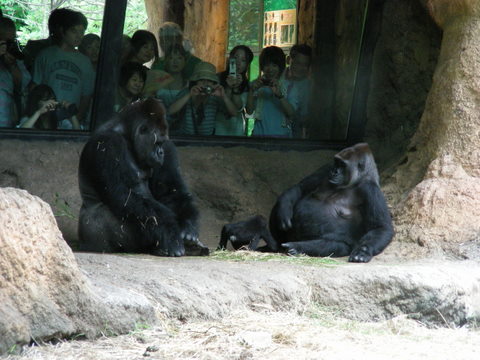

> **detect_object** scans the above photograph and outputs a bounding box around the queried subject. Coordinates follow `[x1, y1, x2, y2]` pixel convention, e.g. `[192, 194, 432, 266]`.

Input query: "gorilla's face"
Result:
[133, 120, 167, 169]
[329, 157, 351, 187]
[329, 143, 373, 188]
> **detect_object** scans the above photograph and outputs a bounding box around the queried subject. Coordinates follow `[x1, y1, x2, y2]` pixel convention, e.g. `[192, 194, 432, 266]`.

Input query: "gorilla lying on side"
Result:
[219, 143, 393, 262]
[78, 98, 208, 256]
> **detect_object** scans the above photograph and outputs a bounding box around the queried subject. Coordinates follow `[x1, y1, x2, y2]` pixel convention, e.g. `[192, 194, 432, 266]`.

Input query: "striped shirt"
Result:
[175, 88, 226, 135]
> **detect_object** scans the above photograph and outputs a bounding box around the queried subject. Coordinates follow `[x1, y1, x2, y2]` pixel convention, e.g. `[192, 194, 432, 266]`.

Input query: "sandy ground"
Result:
[4, 306, 479, 360]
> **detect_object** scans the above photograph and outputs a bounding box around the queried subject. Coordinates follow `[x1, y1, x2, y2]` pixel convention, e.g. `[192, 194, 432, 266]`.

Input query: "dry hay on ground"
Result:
[7, 307, 480, 360]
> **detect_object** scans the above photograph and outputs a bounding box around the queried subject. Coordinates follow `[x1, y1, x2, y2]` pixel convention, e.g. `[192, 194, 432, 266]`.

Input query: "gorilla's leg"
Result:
[282, 239, 351, 257]
[78, 203, 137, 253]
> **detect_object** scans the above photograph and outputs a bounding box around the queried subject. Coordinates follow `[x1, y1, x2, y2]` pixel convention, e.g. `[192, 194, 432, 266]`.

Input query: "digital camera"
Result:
[53, 103, 78, 121]
[200, 86, 213, 95]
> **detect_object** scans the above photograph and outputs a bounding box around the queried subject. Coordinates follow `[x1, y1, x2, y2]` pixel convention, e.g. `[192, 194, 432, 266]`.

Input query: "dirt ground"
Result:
[5, 307, 479, 360]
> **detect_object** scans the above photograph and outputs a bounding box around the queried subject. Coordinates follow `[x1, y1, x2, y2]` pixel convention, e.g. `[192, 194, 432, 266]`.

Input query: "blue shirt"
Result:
[33, 46, 95, 107]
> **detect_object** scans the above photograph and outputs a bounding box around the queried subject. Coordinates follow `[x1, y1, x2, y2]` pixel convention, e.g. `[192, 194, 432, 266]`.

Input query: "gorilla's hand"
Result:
[281, 242, 301, 256]
[151, 220, 185, 257]
[349, 245, 372, 263]
[276, 203, 293, 230]
[180, 220, 199, 244]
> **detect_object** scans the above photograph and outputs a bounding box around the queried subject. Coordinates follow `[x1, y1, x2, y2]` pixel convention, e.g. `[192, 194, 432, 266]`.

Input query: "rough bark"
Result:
[183, 0, 229, 71]
[387, 0, 480, 256]
[297, 0, 315, 45]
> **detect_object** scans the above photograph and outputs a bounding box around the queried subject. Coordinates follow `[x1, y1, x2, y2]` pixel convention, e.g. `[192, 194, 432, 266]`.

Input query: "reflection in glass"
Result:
[0, 2, 106, 131]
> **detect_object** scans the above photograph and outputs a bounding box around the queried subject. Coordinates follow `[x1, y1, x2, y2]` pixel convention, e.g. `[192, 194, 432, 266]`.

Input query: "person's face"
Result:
[125, 72, 145, 96]
[165, 52, 186, 73]
[289, 53, 311, 80]
[232, 49, 248, 74]
[83, 39, 100, 63]
[0, 27, 16, 63]
[137, 41, 155, 64]
[262, 62, 281, 80]
[62, 25, 86, 49]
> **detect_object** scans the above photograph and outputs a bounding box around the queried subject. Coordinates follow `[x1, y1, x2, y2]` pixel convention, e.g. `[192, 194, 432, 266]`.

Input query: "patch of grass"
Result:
[52, 193, 77, 220]
[209, 249, 341, 267]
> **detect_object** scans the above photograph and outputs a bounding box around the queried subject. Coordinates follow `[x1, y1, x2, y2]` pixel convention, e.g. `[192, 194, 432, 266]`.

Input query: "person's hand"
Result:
[250, 77, 264, 92]
[212, 84, 225, 97]
[226, 75, 237, 89]
[190, 85, 203, 96]
[38, 100, 58, 115]
[270, 78, 284, 98]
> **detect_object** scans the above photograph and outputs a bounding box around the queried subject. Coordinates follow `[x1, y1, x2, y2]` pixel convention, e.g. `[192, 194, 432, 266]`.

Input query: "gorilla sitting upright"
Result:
[78, 98, 208, 256]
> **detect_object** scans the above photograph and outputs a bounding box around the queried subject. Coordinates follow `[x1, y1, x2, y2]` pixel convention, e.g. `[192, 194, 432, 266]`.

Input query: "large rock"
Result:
[76, 253, 480, 328]
[0, 187, 156, 355]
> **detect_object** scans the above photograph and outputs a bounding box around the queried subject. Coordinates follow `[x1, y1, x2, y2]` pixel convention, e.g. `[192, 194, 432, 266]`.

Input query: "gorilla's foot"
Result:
[185, 238, 210, 256]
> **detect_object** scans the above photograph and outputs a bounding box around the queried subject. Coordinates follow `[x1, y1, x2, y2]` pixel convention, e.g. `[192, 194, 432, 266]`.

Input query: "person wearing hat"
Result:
[168, 61, 237, 135]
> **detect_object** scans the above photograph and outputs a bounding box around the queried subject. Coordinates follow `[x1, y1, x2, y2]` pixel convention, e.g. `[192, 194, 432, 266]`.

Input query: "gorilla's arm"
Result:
[80, 133, 183, 256]
[149, 140, 199, 243]
[271, 164, 331, 231]
[348, 181, 394, 262]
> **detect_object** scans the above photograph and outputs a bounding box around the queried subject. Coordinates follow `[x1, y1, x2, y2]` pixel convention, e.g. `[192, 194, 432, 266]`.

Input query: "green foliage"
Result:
[264, 0, 297, 12]
[0, 0, 148, 46]
[53, 193, 76, 220]
[228, 0, 262, 52]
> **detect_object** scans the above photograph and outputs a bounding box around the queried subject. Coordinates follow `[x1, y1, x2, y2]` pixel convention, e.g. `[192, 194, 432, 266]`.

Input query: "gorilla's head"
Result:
[121, 98, 169, 169]
[329, 143, 379, 188]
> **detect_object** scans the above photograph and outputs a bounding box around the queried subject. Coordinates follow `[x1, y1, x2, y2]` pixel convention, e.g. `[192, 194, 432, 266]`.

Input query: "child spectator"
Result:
[32, 9, 95, 126]
[79, 33, 101, 69]
[245, 46, 295, 137]
[285, 44, 313, 138]
[18, 84, 80, 129]
[114, 62, 147, 112]
[153, 44, 188, 133]
[169, 61, 237, 135]
[215, 45, 254, 136]
[151, 22, 201, 80]
[0, 16, 31, 127]
[127, 30, 158, 66]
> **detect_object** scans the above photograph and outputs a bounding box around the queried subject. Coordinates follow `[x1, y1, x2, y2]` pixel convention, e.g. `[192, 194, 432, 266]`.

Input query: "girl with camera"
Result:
[18, 84, 80, 130]
[215, 45, 254, 136]
[245, 46, 296, 137]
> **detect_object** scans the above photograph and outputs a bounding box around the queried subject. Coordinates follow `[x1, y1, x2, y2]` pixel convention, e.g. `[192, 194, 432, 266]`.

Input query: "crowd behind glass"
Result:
[0, 8, 313, 138]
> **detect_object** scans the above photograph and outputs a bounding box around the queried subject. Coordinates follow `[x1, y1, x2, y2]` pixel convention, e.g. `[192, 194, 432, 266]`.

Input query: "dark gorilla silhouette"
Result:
[78, 98, 208, 256]
[217, 215, 275, 251]
[269, 143, 394, 262]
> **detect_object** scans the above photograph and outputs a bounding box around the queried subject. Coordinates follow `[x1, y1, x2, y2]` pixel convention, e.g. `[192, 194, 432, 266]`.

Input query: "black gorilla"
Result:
[218, 215, 274, 251]
[269, 143, 394, 262]
[78, 98, 208, 256]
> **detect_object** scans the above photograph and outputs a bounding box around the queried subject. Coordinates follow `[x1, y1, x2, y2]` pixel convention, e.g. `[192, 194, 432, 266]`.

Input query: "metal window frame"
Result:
[0, 0, 384, 152]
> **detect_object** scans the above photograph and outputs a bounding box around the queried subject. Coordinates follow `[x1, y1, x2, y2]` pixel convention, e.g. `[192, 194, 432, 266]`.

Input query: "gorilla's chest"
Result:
[310, 187, 362, 220]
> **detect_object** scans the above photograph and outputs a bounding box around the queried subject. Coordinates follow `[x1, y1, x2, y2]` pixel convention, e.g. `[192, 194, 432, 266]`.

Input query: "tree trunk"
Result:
[183, 0, 229, 72]
[387, 0, 480, 257]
